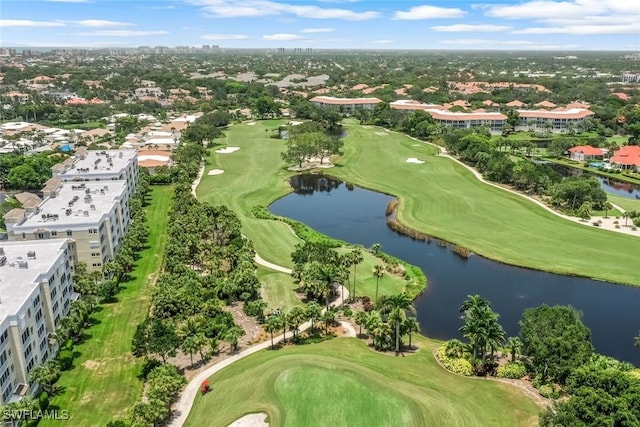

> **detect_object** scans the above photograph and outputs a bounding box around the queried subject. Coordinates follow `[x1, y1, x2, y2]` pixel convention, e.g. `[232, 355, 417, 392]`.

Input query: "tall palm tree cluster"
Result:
[291, 242, 363, 307]
[263, 302, 341, 349]
[458, 295, 505, 370]
[354, 293, 420, 353]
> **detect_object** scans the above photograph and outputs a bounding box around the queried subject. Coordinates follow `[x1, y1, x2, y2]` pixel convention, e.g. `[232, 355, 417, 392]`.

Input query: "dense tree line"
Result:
[281, 120, 344, 168]
[0, 151, 67, 191]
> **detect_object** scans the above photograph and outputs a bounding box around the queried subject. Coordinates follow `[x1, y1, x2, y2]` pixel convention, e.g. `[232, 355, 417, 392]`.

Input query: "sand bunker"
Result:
[289, 120, 304, 126]
[227, 413, 268, 427]
[208, 169, 225, 176]
[246, 122, 256, 126]
[406, 158, 425, 164]
[215, 146, 240, 154]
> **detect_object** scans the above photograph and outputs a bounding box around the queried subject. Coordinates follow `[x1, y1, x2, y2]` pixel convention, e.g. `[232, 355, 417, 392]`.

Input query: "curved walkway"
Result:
[168, 256, 349, 427]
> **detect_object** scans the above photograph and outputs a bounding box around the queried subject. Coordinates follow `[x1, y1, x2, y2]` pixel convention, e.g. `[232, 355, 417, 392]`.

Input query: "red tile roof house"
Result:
[310, 96, 382, 111]
[568, 145, 607, 162]
[611, 146, 640, 172]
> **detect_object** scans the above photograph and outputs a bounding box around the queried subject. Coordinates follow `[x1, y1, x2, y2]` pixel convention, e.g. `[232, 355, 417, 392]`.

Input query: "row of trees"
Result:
[442, 128, 608, 213]
[128, 134, 266, 426]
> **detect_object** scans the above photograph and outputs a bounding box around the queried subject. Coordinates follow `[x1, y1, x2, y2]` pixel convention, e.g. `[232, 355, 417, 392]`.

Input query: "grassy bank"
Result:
[196, 122, 417, 300]
[184, 337, 539, 427]
[326, 123, 639, 286]
[42, 186, 173, 426]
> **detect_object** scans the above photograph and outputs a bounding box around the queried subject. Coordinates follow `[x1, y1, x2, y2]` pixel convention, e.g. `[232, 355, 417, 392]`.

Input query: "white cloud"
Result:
[300, 27, 335, 33]
[73, 20, 133, 27]
[75, 30, 169, 36]
[394, 5, 466, 20]
[187, 0, 380, 20]
[262, 33, 305, 41]
[0, 19, 65, 28]
[482, 1, 640, 37]
[201, 33, 249, 40]
[431, 24, 511, 32]
[440, 38, 580, 50]
[514, 24, 639, 35]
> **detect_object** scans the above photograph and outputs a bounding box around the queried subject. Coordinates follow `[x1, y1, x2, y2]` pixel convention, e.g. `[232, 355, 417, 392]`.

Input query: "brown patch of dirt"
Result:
[82, 360, 105, 370]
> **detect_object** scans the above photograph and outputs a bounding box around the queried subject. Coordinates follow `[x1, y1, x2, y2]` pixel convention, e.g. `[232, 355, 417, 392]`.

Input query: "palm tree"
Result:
[372, 265, 385, 300]
[323, 308, 337, 335]
[222, 326, 244, 354]
[603, 201, 613, 218]
[505, 337, 522, 362]
[287, 306, 306, 341]
[349, 248, 364, 301]
[317, 263, 338, 309]
[265, 315, 282, 349]
[403, 317, 420, 349]
[459, 295, 504, 365]
[181, 336, 199, 366]
[355, 310, 369, 336]
[29, 360, 61, 395]
[305, 301, 322, 334]
[623, 211, 631, 227]
[380, 293, 415, 353]
[371, 243, 382, 256]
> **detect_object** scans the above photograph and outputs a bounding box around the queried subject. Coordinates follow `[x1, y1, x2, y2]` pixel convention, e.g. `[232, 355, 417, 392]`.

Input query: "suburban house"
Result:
[568, 145, 607, 161]
[309, 96, 382, 111]
[611, 146, 640, 172]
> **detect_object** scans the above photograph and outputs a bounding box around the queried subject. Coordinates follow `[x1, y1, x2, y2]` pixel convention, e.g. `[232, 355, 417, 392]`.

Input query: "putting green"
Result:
[184, 338, 539, 427]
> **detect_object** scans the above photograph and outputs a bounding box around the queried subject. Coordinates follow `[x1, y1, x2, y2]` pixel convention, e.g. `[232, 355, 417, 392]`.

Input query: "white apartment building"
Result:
[3, 181, 130, 272]
[0, 240, 76, 405]
[51, 148, 139, 195]
[309, 96, 382, 111]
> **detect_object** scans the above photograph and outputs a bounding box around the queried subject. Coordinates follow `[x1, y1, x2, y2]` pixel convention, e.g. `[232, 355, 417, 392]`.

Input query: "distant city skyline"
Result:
[1, 0, 639, 51]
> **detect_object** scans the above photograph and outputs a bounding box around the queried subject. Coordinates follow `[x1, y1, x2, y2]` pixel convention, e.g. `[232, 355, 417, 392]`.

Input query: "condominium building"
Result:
[51, 148, 139, 195]
[0, 239, 76, 405]
[3, 181, 130, 272]
[516, 108, 595, 132]
[389, 100, 507, 132]
[310, 96, 382, 111]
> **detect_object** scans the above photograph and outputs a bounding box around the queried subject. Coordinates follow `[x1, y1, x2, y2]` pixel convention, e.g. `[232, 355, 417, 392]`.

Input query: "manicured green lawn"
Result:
[42, 186, 173, 426]
[608, 194, 640, 213]
[196, 122, 411, 298]
[328, 123, 640, 286]
[184, 338, 539, 427]
[258, 267, 301, 310]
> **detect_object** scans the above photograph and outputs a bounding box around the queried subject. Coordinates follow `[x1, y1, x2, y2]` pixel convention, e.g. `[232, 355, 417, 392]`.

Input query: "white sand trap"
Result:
[289, 120, 304, 126]
[406, 157, 425, 164]
[208, 169, 225, 176]
[227, 413, 268, 427]
[246, 122, 256, 126]
[215, 146, 240, 154]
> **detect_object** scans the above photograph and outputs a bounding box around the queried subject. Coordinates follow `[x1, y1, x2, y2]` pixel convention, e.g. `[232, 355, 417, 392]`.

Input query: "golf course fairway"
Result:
[184, 338, 539, 427]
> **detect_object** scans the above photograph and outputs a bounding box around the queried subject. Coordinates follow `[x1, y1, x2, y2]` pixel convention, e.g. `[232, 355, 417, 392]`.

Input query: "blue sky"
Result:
[1, 0, 639, 50]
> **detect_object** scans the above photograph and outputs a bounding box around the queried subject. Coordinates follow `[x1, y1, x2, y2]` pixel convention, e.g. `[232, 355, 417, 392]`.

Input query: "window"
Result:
[35, 310, 42, 323]
[89, 241, 100, 249]
[89, 228, 98, 234]
[36, 233, 47, 239]
[52, 302, 59, 312]
[92, 263, 102, 268]
[91, 252, 100, 257]
[66, 230, 73, 237]
[51, 230, 58, 237]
